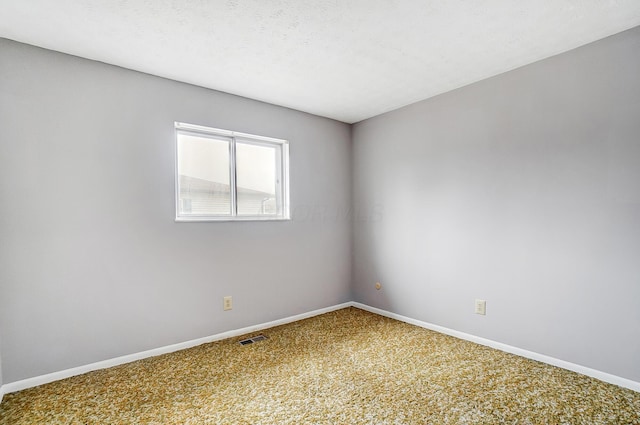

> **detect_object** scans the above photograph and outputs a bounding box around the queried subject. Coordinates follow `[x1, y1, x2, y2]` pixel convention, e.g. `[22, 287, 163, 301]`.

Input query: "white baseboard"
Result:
[1, 301, 638, 398]
[0, 302, 352, 396]
[352, 302, 640, 393]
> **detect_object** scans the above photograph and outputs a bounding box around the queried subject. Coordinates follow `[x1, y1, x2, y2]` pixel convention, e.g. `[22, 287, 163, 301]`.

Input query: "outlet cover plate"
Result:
[223, 296, 232, 311]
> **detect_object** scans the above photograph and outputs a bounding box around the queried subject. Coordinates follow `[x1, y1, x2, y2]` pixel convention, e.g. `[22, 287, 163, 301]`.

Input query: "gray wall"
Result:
[0, 39, 352, 383]
[352, 27, 640, 382]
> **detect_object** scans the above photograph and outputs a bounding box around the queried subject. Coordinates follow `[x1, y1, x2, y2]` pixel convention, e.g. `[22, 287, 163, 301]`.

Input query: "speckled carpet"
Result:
[1, 307, 638, 424]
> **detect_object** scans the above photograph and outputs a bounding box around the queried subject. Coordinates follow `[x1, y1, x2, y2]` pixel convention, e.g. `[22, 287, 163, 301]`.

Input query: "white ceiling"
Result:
[1, 1, 640, 123]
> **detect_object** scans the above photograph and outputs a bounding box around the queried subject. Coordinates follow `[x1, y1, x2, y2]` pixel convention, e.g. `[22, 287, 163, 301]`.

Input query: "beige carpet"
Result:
[1, 307, 638, 424]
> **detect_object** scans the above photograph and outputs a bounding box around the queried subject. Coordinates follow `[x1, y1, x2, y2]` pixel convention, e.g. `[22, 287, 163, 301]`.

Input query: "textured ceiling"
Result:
[1, 1, 640, 123]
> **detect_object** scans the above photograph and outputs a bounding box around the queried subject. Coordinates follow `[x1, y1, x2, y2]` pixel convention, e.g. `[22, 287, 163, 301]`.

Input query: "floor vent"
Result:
[239, 334, 268, 345]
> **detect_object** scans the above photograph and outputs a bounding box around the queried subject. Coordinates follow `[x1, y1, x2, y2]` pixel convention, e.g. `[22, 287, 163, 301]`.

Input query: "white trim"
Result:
[175, 216, 291, 223]
[281, 142, 290, 219]
[1, 301, 638, 397]
[174, 122, 287, 145]
[1, 302, 352, 396]
[351, 302, 640, 393]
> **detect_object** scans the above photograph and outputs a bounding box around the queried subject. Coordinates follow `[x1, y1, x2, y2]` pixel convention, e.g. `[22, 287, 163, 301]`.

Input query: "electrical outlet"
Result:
[475, 299, 486, 315]
[223, 296, 232, 311]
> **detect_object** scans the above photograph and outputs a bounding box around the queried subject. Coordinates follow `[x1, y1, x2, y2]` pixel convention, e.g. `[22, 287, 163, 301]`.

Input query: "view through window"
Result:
[175, 122, 289, 221]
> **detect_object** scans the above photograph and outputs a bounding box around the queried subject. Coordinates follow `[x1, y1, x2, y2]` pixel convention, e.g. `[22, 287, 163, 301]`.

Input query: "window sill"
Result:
[175, 216, 291, 222]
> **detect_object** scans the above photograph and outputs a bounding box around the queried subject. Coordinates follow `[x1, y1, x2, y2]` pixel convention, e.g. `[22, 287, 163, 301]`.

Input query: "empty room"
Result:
[1, 1, 639, 424]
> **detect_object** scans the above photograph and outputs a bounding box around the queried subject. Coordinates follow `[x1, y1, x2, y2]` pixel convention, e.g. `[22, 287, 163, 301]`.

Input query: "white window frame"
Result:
[175, 122, 290, 222]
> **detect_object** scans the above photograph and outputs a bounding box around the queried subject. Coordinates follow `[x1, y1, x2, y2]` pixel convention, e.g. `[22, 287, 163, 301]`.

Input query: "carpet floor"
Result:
[0, 307, 638, 424]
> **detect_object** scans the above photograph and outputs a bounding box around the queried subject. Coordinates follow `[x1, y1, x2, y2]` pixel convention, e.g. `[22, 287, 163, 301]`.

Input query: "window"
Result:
[175, 122, 290, 221]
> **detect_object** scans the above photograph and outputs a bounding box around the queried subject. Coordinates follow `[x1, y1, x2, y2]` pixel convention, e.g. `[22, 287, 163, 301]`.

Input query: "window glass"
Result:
[177, 134, 231, 216]
[236, 142, 279, 216]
